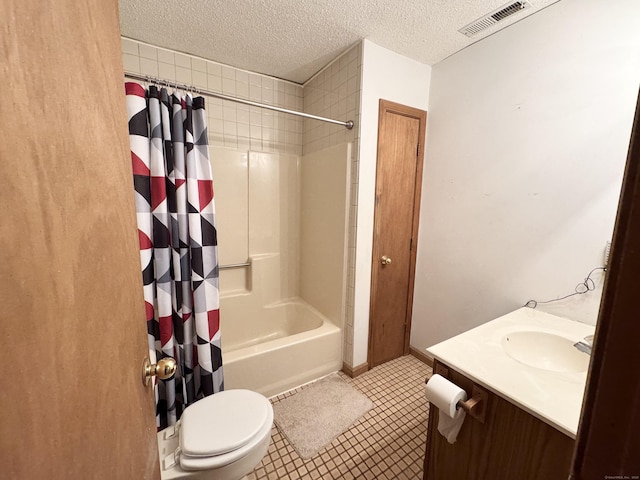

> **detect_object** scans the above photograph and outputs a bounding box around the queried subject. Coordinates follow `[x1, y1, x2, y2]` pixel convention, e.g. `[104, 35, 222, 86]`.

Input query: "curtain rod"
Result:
[124, 71, 354, 130]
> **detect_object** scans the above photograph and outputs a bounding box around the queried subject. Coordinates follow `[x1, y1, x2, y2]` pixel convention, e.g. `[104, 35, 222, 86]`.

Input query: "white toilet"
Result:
[157, 389, 274, 480]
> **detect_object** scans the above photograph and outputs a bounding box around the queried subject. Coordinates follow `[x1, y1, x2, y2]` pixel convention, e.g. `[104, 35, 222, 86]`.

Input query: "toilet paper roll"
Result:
[425, 374, 467, 444]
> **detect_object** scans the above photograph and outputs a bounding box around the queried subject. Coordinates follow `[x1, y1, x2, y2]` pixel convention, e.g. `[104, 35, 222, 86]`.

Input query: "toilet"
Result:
[157, 389, 274, 480]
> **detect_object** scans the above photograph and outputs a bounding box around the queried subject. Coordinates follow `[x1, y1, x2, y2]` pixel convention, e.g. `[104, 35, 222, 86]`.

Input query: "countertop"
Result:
[426, 307, 595, 438]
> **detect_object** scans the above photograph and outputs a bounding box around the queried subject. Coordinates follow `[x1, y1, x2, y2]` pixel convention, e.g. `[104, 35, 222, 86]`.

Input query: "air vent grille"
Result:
[492, 2, 526, 21]
[458, 1, 531, 37]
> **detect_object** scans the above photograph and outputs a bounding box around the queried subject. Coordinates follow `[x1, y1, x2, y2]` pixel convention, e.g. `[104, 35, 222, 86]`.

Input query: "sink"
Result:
[501, 331, 590, 373]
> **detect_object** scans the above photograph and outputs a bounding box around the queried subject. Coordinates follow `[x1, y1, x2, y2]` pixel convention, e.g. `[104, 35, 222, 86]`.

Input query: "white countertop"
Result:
[426, 307, 595, 438]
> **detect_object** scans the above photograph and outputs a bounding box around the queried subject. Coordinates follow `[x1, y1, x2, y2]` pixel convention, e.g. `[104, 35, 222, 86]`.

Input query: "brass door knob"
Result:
[381, 255, 392, 265]
[142, 357, 177, 386]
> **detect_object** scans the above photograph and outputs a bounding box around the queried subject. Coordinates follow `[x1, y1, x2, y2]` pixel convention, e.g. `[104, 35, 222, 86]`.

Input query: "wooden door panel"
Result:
[0, 0, 160, 478]
[376, 113, 419, 278]
[369, 101, 427, 368]
[425, 361, 574, 480]
[371, 114, 419, 363]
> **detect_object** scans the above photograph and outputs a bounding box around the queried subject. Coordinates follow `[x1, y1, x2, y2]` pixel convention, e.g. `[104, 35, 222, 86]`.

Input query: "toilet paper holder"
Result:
[456, 385, 488, 424]
[428, 365, 488, 423]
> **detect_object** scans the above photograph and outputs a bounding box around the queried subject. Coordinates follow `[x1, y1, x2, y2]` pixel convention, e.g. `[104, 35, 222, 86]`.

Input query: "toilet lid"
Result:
[180, 389, 271, 457]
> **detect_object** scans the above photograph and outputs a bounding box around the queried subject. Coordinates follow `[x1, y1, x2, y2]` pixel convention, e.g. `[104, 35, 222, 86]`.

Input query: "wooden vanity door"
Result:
[423, 361, 574, 480]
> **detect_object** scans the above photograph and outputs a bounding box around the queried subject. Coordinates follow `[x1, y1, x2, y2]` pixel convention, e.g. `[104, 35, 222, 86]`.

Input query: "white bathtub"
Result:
[221, 298, 343, 397]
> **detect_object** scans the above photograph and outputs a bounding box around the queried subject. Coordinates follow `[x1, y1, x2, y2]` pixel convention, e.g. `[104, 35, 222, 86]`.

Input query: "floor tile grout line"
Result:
[249, 355, 432, 479]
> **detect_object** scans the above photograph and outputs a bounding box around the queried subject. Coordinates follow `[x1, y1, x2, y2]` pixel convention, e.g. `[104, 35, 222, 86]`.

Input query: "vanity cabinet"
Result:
[423, 360, 575, 480]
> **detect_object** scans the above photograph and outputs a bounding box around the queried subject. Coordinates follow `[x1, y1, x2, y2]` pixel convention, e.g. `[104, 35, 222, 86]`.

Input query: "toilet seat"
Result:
[177, 390, 274, 472]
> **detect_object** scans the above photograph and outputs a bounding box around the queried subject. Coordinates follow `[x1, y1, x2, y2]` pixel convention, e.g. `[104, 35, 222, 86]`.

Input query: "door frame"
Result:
[368, 99, 427, 367]
[570, 88, 640, 478]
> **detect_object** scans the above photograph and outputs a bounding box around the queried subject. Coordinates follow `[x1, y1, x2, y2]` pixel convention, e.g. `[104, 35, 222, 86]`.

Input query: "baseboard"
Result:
[409, 347, 434, 367]
[342, 361, 369, 378]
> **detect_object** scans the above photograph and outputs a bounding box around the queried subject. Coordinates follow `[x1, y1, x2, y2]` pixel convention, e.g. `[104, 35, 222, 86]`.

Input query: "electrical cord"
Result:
[524, 266, 606, 309]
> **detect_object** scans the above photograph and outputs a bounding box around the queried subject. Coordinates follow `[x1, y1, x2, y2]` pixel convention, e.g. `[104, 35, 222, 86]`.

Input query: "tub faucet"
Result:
[573, 335, 594, 355]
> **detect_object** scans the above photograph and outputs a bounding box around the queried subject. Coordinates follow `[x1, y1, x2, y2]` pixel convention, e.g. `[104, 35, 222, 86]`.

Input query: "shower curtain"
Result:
[125, 82, 223, 428]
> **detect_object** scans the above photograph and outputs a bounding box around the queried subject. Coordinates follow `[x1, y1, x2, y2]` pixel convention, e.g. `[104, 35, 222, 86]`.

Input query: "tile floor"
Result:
[248, 354, 433, 480]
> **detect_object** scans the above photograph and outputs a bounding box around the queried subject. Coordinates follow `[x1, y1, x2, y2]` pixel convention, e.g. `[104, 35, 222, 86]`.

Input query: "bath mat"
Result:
[273, 374, 374, 459]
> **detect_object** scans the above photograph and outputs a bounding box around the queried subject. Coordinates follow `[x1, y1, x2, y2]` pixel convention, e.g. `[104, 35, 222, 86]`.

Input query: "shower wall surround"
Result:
[121, 38, 363, 370]
[210, 146, 346, 396]
[300, 143, 352, 329]
[303, 44, 362, 368]
[208, 148, 300, 298]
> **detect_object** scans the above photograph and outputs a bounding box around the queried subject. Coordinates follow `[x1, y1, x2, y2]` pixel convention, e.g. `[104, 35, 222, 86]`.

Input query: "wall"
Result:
[121, 38, 303, 155]
[208, 148, 249, 293]
[248, 150, 300, 300]
[411, 0, 640, 352]
[303, 43, 362, 366]
[303, 44, 361, 155]
[210, 148, 300, 299]
[300, 143, 352, 326]
[349, 40, 432, 367]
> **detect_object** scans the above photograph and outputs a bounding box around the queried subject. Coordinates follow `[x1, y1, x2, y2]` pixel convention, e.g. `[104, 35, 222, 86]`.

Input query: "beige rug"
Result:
[273, 374, 374, 459]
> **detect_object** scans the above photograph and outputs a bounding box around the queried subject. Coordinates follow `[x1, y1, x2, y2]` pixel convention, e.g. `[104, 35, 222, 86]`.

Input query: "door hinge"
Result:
[416, 143, 420, 157]
[410, 238, 413, 251]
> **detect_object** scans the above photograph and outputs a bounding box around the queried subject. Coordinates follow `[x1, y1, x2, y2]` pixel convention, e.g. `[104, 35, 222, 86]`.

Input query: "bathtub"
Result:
[220, 298, 343, 397]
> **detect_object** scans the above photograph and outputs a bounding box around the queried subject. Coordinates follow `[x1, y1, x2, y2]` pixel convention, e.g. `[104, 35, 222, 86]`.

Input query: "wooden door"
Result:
[0, 0, 160, 478]
[368, 100, 427, 368]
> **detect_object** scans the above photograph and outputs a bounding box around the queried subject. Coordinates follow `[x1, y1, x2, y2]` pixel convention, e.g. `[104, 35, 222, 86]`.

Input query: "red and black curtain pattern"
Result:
[125, 82, 223, 428]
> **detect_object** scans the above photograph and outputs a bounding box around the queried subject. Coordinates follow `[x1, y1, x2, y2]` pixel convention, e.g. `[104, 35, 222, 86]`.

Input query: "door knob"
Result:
[142, 357, 177, 386]
[381, 255, 392, 265]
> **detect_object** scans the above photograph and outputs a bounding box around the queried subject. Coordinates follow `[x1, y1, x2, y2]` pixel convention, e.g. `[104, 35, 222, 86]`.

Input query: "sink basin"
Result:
[501, 331, 590, 373]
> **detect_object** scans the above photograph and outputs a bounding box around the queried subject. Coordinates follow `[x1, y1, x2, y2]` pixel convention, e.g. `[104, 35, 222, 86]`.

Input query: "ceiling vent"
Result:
[458, 1, 532, 37]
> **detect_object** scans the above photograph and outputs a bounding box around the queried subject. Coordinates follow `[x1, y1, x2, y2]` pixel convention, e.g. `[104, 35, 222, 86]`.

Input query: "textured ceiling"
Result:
[119, 0, 561, 84]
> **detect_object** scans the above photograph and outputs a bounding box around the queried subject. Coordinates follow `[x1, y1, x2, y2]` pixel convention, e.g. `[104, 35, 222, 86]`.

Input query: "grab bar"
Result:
[219, 261, 251, 270]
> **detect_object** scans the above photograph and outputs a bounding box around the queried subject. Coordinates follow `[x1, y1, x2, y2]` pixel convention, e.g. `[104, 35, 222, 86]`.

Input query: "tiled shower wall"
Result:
[121, 38, 303, 155]
[121, 37, 363, 369]
[303, 43, 362, 368]
[302, 44, 361, 156]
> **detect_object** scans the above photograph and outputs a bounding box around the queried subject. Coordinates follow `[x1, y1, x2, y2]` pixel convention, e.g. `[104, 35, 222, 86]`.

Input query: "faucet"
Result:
[573, 335, 594, 355]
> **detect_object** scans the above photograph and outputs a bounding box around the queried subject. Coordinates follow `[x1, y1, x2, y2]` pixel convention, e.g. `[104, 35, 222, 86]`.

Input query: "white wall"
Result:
[411, 0, 640, 353]
[353, 40, 432, 367]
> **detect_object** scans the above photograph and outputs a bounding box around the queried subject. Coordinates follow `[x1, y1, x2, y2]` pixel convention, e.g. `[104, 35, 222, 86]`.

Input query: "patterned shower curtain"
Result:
[125, 82, 223, 428]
